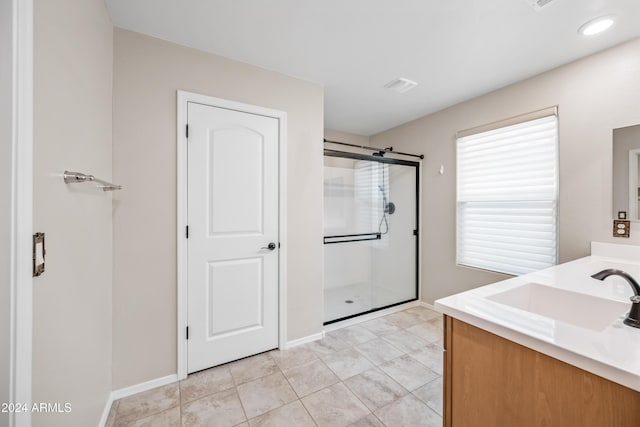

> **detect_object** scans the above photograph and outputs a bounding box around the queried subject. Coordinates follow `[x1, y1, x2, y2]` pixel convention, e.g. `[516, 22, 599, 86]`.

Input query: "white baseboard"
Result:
[97, 301, 438, 426]
[323, 300, 421, 332]
[98, 392, 114, 427]
[111, 374, 179, 401]
[284, 331, 325, 349]
[98, 374, 179, 427]
[419, 301, 437, 311]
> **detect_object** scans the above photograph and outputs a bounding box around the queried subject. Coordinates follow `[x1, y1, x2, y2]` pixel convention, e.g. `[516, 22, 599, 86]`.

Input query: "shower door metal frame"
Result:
[323, 149, 420, 325]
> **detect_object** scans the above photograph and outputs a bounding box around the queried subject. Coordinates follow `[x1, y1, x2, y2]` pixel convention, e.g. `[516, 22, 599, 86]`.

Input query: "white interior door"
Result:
[187, 102, 279, 373]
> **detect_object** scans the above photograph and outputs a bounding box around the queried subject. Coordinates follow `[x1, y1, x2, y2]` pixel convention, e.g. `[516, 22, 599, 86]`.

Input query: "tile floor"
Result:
[105, 306, 444, 427]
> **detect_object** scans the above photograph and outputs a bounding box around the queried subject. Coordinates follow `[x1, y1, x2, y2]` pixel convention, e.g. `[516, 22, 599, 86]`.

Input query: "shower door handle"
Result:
[261, 242, 277, 251]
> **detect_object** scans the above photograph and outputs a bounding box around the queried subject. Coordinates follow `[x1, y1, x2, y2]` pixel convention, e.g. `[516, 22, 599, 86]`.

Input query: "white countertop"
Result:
[434, 242, 640, 392]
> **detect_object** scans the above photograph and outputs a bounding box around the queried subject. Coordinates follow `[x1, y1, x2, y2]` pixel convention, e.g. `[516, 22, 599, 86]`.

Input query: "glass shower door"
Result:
[323, 151, 418, 324]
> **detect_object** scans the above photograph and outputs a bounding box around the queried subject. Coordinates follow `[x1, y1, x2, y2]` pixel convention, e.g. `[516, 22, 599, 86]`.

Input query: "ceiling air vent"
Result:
[384, 78, 418, 94]
[525, 0, 557, 11]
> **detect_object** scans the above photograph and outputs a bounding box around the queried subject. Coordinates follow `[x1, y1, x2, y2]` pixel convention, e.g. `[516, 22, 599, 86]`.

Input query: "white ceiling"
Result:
[105, 0, 640, 136]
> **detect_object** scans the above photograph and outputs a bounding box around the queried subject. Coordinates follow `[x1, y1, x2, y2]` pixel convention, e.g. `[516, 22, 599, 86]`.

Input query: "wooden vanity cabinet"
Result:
[443, 315, 640, 427]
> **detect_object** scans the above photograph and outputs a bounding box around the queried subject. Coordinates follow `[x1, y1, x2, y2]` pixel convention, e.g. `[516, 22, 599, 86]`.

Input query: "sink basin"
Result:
[487, 283, 629, 331]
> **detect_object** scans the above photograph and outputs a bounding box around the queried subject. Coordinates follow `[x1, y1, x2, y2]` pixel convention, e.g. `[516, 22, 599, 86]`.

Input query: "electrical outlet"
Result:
[613, 220, 630, 238]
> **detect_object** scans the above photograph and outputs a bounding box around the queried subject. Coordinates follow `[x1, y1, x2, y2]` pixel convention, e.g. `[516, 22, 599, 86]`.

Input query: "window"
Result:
[456, 110, 558, 276]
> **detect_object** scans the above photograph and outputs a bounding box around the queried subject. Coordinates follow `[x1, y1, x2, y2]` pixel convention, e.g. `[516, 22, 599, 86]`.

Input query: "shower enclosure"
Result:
[323, 150, 419, 324]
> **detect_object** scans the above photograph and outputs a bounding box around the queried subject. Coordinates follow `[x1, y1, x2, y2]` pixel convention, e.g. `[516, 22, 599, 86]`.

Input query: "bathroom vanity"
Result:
[435, 242, 640, 427]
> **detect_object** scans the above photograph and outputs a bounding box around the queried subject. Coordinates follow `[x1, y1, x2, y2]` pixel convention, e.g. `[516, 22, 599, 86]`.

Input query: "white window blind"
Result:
[456, 114, 558, 276]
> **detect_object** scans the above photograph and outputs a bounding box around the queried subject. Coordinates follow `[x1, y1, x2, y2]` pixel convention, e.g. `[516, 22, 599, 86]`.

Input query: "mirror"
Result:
[613, 124, 640, 221]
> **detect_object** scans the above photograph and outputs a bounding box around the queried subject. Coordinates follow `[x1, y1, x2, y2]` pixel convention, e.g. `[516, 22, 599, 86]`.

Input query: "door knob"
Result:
[261, 242, 277, 251]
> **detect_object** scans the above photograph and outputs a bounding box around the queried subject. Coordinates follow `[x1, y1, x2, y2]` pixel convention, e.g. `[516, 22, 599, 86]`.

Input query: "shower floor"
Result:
[324, 282, 413, 323]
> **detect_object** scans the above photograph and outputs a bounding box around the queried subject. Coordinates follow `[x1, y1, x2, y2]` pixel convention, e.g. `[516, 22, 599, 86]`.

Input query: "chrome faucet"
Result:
[591, 269, 640, 328]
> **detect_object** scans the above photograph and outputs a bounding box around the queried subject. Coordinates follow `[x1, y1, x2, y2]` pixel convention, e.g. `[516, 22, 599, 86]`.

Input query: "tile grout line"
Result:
[410, 389, 442, 418]
[179, 368, 237, 406]
[277, 362, 320, 427]
[340, 374, 381, 420]
[113, 384, 181, 424]
[294, 310, 439, 425]
[240, 352, 320, 424]
[235, 353, 281, 424]
[114, 308, 443, 426]
[235, 385, 250, 426]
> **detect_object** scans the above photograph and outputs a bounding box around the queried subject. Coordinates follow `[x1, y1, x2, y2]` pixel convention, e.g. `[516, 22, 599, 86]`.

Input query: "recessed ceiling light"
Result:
[384, 78, 418, 94]
[578, 16, 615, 36]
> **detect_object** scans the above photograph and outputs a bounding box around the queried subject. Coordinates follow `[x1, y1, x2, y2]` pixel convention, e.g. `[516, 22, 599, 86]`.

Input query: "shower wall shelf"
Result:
[63, 170, 122, 191]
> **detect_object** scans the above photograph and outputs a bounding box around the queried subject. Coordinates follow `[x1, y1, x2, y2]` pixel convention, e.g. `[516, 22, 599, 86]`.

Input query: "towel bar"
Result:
[63, 171, 122, 191]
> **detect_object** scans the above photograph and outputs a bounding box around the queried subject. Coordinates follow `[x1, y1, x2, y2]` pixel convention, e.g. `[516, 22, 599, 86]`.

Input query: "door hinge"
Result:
[186, 226, 189, 239]
[186, 326, 189, 340]
[413, 229, 418, 236]
[186, 124, 189, 139]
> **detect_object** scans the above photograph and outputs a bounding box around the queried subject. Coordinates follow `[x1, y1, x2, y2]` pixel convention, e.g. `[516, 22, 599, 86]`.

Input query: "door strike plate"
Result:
[33, 232, 45, 277]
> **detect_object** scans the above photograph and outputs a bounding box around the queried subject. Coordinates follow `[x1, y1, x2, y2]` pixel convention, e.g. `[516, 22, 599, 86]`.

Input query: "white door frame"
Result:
[176, 91, 287, 379]
[6, 0, 34, 426]
[629, 149, 640, 221]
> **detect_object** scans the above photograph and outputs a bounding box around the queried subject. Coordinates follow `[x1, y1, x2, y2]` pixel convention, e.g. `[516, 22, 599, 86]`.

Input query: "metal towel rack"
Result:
[324, 232, 381, 244]
[63, 171, 122, 191]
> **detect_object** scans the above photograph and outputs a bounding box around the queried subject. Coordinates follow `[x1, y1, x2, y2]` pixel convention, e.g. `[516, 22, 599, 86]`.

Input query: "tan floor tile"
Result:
[347, 414, 386, 427]
[306, 334, 350, 355]
[381, 330, 429, 353]
[428, 316, 443, 330]
[248, 400, 316, 427]
[359, 317, 401, 336]
[236, 371, 297, 419]
[344, 368, 408, 411]
[354, 338, 404, 365]
[269, 346, 318, 371]
[379, 355, 439, 391]
[110, 308, 446, 427]
[383, 312, 422, 329]
[115, 383, 180, 422]
[413, 377, 443, 416]
[321, 347, 375, 380]
[301, 382, 370, 427]
[105, 400, 119, 427]
[408, 343, 443, 375]
[114, 406, 180, 427]
[405, 322, 442, 343]
[328, 325, 378, 346]
[181, 388, 246, 427]
[282, 359, 339, 397]
[374, 394, 441, 427]
[229, 353, 279, 385]
[180, 365, 235, 404]
[434, 337, 444, 348]
[404, 307, 441, 322]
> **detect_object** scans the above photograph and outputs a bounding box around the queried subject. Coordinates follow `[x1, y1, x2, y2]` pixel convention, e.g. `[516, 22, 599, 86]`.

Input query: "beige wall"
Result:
[325, 128, 370, 146]
[33, 0, 113, 426]
[371, 38, 640, 304]
[112, 29, 324, 389]
[324, 129, 378, 160]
